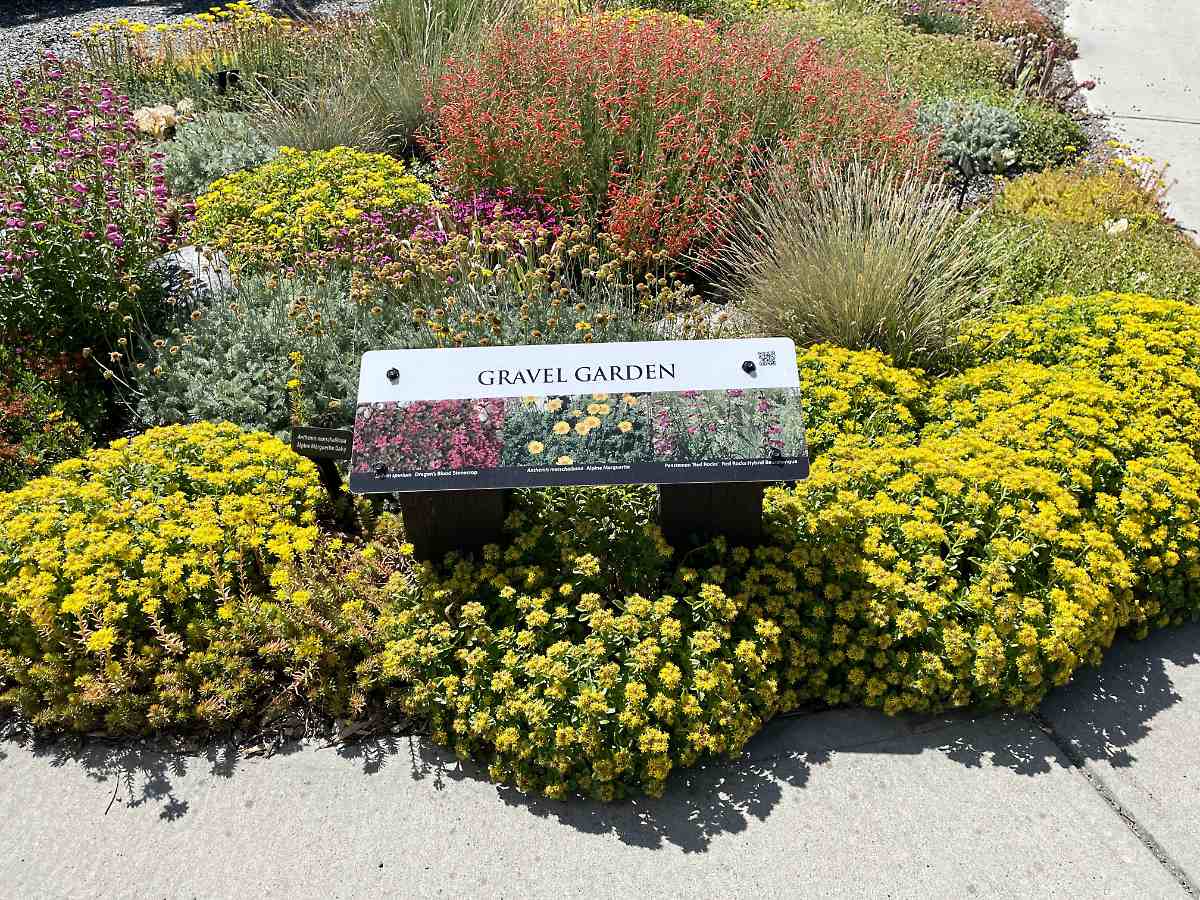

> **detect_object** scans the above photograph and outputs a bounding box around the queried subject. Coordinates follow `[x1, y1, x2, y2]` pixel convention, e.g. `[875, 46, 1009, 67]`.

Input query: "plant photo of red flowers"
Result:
[351, 398, 504, 476]
[648, 388, 806, 462]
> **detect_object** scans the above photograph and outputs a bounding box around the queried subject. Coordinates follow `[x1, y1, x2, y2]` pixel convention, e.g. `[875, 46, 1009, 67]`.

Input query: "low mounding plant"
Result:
[190, 146, 432, 265]
[919, 98, 1021, 203]
[711, 160, 1007, 370]
[996, 158, 1169, 231]
[979, 214, 1200, 305]
[795, 344, 927, 457]
[777, 2, 1009, 100]
[0, 59, 179, 352]
[0, 345, 94, 491]
[429, 11, 933, 256]
[160, 110, 278, 197]
[0, 423, 322, 733]
[116, 244, 693, 438]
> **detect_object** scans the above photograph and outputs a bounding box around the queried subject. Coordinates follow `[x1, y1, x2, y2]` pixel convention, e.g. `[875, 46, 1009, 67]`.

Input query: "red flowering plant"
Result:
[427, 12, 933, 259]
[649, 388, 806, 462]
[0, 55, 182, 354]
[0, 343, 94, 491]
[351, 398, 505, 475]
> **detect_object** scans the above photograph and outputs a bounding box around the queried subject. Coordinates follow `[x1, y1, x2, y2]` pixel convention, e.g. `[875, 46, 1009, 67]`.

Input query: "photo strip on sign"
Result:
[348, 338, 808, 494]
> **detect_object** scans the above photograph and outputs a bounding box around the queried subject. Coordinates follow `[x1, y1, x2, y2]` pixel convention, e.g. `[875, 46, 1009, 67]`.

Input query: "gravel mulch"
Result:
[0, 0, 370, 72]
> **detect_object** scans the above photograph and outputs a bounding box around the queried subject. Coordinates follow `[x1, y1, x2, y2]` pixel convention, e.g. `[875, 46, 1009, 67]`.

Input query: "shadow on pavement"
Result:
[3, 622, 1197, 850]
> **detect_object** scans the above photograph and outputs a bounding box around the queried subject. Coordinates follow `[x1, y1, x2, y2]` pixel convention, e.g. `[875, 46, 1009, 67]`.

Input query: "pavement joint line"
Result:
[1107, 113, 1200, 126]
[1031, 712, 1199, 897]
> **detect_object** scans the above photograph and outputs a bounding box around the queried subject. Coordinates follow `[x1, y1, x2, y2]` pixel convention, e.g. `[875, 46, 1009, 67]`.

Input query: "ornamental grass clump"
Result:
[0, 59, 179, 352]
[712, 160, 1008, 371]
[429, 11, 932, 256]
[0, 423, 323, 732]
[191, 146, 433, 265]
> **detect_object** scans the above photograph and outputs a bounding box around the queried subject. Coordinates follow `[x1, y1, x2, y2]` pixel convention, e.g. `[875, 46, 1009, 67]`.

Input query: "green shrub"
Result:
[979, 215, 1200, 305]
[161, 111, 279, 198]
[0, 423, 323, 732]
[795, 344, 927, 457]
[713, 160, 1008, 370]
[191, 146, 432, 265]
[775, 3, 1009, 99]
[1004, 99, 1085, 170]
[124, 258, 687, 438]
[0, 346, 94, 492]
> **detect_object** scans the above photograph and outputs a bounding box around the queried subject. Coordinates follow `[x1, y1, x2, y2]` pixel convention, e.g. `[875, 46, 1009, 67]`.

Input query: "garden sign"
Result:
[347, 338, 808, 557]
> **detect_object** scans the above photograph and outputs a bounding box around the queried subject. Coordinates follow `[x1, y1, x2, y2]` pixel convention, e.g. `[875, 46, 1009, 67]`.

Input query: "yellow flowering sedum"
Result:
[796, 344, 927, 457]
[0, 423, 322, 732]
[192, 147, 432, 265]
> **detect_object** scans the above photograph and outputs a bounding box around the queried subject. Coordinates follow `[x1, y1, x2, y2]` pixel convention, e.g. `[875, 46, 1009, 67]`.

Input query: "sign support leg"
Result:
[658, 482, 765, 547]
[397, 490, 508, 561]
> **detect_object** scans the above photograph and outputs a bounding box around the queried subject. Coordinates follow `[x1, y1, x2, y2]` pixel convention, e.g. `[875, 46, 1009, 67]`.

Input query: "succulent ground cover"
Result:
[2, 0, 1199, 802]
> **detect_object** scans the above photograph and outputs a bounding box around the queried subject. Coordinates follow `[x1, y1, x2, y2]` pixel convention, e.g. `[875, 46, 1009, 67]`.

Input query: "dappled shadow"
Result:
[1039, 621, 1200, 769]
[2, 622, 1196, 850]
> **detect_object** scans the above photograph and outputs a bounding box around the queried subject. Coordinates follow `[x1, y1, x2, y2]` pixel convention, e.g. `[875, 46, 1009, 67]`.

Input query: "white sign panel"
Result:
[349, 338, 808, 493]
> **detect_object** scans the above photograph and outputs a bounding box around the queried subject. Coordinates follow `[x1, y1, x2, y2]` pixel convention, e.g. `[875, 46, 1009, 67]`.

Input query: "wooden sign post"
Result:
[347, 339, 808, 559]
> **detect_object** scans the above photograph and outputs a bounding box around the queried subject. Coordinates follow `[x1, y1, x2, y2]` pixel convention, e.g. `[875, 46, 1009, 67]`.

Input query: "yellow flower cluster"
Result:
[193, 147, 432, 264]
[0, 423, 322, 732]
[81, 2, 287, 37]
[795, 344, 927, 458]
[996, 158, 1169, 232]
[959, 292, 1200, 633]
[359, 498, 779, 802]
[766, 431, 1132, 713]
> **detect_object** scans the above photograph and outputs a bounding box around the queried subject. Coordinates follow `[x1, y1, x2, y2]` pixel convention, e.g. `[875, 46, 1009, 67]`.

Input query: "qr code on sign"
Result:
[757, 351, 777, 367]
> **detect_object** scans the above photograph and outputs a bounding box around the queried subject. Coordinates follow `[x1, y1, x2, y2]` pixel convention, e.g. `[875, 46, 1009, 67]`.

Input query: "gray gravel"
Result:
[0, 0, 370, 73]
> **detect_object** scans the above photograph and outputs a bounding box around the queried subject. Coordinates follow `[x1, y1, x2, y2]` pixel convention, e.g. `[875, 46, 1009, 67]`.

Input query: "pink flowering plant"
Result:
[0, 57, 180, 352]
[649, 388, 806, 462]
[351, 398, 504, 475]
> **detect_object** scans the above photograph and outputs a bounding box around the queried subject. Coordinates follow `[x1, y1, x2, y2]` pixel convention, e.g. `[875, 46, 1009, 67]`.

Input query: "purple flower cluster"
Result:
[0, 54, 184, 348]
[301, 188, 562, 281]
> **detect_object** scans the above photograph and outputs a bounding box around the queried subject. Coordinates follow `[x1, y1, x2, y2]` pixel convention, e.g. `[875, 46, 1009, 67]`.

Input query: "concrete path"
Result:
[1067, 0, 1200, 239]
[3, 623, 1198, 898]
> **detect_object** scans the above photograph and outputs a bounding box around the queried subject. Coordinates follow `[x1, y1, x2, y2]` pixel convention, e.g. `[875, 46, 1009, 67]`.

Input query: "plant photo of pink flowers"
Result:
[648, 388, 806, 462]
[351, 398, 505, 476]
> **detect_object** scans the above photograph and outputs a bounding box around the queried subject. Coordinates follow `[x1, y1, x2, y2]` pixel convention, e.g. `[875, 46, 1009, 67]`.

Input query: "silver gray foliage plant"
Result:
[160, 111, 279, 198]
[708, 158, 1011, 371]
[122, 269, 676, 438]
[918, 98, 1022, 182]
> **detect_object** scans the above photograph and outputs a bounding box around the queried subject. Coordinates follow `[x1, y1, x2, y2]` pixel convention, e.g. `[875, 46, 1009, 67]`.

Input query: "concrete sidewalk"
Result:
[1068, 0, 1200, 240]
[2, 623, 1197, 899]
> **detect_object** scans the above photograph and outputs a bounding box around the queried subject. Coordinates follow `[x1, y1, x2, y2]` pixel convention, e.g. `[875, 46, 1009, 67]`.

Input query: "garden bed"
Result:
[2, 0, 1199, 802]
